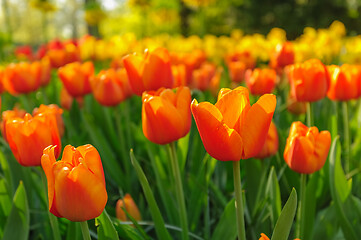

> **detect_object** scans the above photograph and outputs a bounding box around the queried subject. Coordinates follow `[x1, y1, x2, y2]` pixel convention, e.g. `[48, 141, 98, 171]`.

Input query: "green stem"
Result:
[167, 142, 189, 240]
[232, 161, 246, 240]
[40, 169, 61, 240]
[297, 173, 307, 239]
[306, 102, 313, 127]
[342, 101, 350, 173]
[114, 106, 129, 177]
[80, 221, 91, 240]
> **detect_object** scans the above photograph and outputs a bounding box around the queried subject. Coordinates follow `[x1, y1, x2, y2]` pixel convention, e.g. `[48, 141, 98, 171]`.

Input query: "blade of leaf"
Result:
[211, 199, 237, 240]
[95, 209, 119, 240]
[265, 167, 281, 226]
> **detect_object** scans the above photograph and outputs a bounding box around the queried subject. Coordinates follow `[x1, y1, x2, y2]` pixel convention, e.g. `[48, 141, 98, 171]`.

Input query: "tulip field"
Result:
[1, 19, 361, 240]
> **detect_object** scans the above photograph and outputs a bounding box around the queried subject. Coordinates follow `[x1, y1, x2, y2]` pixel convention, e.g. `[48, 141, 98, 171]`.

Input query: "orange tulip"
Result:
[6, 113, 61, 166]
[116, 194, 141, 221]
[1, 106, 26, 140]
[58, 61, 94, 97]
[172, 64, 187, 87]
[41, 144, 107, 221]
[39, 57, 52, 87]
[269, 41, 295, 70]
[228, 61, 246, 83]
[191, 62, 219, 91]
[46, 41, 80, 68]
[284, 121, 331, 174]
[286, 91, 307, 115]
[142, 87, 191, 144]
[33, 104, 64, 137]
[59, 87, 83, 110]
[259, 233, 270, 240]
[191, 86, 276, 161]
[90, 68, 133, 106]
[123, 47, 174, 96]
[245, 68, 277, 95]
[327, 64, 361, 101]
[255, 121, 279, 159]
[288, 59, 330, 102]
[225, 51, 256, 70]
[3, 62, 41, 95]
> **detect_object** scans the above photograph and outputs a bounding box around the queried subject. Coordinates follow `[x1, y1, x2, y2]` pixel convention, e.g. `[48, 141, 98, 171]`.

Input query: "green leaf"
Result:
[0, 179, 11, 238]
[130, 150, 172, 240]
[211, 199, 237, 240]
[270, 188, 297, 240]
[265, 167, 281, 226]
[95, 209, 119, 240]
[65, 221, 82, 240]
[303, 172, 318, 240]
[2, 181, 29, 240]
[113, 221, 145, 240]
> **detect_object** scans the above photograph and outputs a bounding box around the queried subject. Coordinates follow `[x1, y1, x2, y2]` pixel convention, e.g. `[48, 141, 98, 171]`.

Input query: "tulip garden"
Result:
[1, 15, 361, 240]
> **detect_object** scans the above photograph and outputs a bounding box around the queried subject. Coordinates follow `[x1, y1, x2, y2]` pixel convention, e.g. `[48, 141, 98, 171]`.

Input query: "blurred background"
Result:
[1, 0, 361, 47]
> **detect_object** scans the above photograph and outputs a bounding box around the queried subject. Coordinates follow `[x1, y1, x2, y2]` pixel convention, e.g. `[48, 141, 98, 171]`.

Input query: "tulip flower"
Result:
[39, 57, 52, 86]
[58, 61, 94, 97]
[245, 68, 277, 95]
[255, 121, 279, 159]
[41, 144, 107, 222]
[116, 194, 141, 221]
[191, 86, 276, 161]
[259, 233, 300, 240]
[59, 87, 84, 110]
[269, 41, 295, 71]
[142, 87, 191, 145]
[327, 64, 361, 101]
[288, 59, 330, 102]
[33, 104, 64, 137]
[3, 62, 41, 95]
[287, 92, 307, 115]
[6, 113, 61, 166]
[123, 47, 174, 96]
[228, 61, 246, 83]
[284, 121, 331, 174]
[1, 106, 26, 141]
[90, 68, 133, 106]
[191, 62, 217, 91]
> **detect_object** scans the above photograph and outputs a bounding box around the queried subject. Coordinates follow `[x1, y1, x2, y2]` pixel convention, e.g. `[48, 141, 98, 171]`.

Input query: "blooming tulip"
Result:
[255, 121, 279, 159]
[58, 61, 94, 97]
[123, 47, 174, 95]
[1, 106, 26, 141]
[245, 68, 277, 95]
[284, 121, 331, 174]
[6, 113, 61, 166]
[288, 59, 330, 102]
[41, 144, 107, 222]
[327, 64, 361, 101]
[191, 86, 276, 161]
[116, 194, 141, 221]
[142, 87, 191, 144]
[90, 68, 132, 106]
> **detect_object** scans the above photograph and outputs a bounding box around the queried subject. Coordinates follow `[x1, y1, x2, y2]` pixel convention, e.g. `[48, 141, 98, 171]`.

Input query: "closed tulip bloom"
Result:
[90, 68, 132, 106]
[191, 86, 276, 161]
[41, 144, 107, 221]
[228, 61, 246, 83]
[259, 233, 270, 240]
[245, 68, 277, 95]
[191, 62, 217, 91]
[116, 194, 141, 222]
[58, 61, 94, 97]
[1, 106, 26, 141]
[142, 87, 191, 144]
[123, 47, 174, 96]
[284, 121, 331, 174]
[33, 104, 64, 137]
[269, 41, 295, 70]
[327, 64, 361, 101]
[287, 91, 307, 115]
[255, 121, 279, 159]
[6, 113, 61, 166]
[39, 57, 52, 87]
[3, 62, 41, 95]
[288, 59, 330, 102]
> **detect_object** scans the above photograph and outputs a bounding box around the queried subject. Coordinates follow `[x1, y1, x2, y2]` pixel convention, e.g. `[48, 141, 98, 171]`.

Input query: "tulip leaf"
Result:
[95, 209, 119, 240]
[0, 179, 11, 238]
[130, 150, 172, 240]
[270, 188, 297, 240]
[65, 221, 82, 240]
[303, 171, 318, 240]
[211, 199, 237, 240]
[329, 136, 357, 240]
[265, 166, 281, 226]
[2, 181, 29, 240]
[113, 221, 145, 240]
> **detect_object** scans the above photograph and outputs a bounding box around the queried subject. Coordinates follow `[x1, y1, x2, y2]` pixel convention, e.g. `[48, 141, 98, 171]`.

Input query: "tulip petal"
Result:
[123, 54, 145, 95]
[241, 94, 276, 159]
[285, 136, 315, 174]
[191, 100, 243, 161]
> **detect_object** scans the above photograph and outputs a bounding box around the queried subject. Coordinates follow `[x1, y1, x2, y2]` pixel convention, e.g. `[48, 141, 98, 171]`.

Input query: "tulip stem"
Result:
[80, 221, 92, 240]
[167, 142, 189, 240]
[40, 168, 61, 240]
[306, 102, 313, 127]
[232, 161, 246, 240]
[342, 101, 350, 173]
[297, 173, 307, 239]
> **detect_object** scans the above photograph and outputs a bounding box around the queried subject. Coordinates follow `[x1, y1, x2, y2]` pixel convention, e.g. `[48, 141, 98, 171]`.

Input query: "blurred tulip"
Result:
[41, 144, 107, 221]
[287, 92, 307, 115]
[1, 106, 26, 141]
[284, 121, 331, 174]
[259, 233, 270, 240]
[116, 194, 141, 222]
[255, 121, 279, 159]
[6, 113, 61, 166]
[15, 45, 33, 61]
[225, 51, 256, 70]
[245, 68, 277, 95]
[269, 41, 295, 70]
[46, 40, 80, 68]
[172, 64, 187, 87]
[3, 62, 41, 95]
[228, 61, 246, 83]
[191, 86, 276, 161]
[123, 47, 174, 95]
[327, 64, 361, 101]
[33, 104, 64, 137]
[39, 57, 52, 86]
[191, 62, 217, 91]
[0, 69, 4, 94]
[90, 68, 132, 106]
[58, 61, 94, 97]
[142, 87, 191, 144]
[288, 59, 330, 102]
[60, 87, 84, 110]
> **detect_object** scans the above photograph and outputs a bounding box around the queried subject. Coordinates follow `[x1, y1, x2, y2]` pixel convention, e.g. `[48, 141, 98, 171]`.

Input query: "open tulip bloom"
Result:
[191, 86, 276, 240]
